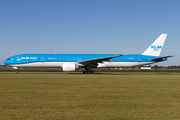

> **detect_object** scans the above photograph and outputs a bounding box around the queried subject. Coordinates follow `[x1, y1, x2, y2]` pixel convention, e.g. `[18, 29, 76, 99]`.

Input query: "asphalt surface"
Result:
[0, 72, 180, 75]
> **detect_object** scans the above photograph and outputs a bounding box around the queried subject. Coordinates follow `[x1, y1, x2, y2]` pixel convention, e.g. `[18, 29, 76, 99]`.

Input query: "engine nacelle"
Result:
[62, 62, 78, 72]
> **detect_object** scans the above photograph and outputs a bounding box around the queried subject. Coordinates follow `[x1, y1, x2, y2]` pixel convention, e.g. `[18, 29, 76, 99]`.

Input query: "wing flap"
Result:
[78, 55, 123, 65]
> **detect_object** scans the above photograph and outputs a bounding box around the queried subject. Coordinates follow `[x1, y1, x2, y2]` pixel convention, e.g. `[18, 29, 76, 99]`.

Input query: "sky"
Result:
[0, 0, 180, 66]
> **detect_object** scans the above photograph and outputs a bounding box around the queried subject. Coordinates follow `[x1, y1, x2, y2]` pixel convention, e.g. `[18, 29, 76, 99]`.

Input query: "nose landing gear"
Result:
[15, 69, 19, 74]
[13, 67, 19, 74]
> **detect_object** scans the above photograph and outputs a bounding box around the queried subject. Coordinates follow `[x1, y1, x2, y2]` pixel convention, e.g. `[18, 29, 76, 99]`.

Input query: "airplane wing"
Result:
[149, 55, 174, 61]
[78, 55, 123, 65]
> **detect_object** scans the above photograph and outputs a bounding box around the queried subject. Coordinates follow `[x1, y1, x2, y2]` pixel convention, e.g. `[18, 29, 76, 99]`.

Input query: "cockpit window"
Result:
[7, 58, 10, 60]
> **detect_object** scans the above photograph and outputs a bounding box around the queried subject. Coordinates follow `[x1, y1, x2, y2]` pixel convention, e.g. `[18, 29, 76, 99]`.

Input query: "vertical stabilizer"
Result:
[142, 34, 167, 56]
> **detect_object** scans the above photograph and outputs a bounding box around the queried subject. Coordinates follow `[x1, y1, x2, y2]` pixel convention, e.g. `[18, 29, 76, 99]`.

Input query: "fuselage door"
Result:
[138, 57, 141, 63]
[78, 57, 81, 61]
[17, 57, 21, 63]
[41, 57, 45, 62]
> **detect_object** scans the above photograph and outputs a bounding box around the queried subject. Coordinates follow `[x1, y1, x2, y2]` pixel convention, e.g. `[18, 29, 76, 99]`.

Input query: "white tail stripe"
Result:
[142, 34, 167, 56]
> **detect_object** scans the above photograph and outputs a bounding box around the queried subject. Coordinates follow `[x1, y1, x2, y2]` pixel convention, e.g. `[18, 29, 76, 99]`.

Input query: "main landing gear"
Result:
[83, 65, 95, 74]
[83, 71, 95, 74]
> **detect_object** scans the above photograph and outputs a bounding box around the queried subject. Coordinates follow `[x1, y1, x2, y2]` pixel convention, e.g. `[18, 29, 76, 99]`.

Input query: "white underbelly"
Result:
[98, 62, 153, 68]
[10, 62, 63, 68]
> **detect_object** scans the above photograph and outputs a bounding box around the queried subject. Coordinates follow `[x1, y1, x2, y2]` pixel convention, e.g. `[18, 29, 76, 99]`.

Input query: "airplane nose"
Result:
[4, 60, 8, 65]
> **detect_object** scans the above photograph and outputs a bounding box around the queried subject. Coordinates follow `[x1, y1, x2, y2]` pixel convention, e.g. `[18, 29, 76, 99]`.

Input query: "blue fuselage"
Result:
[4, 54, 165, 66]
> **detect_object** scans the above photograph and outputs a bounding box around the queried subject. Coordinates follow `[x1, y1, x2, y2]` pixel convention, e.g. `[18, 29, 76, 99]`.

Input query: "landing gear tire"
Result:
[82, 71, 95, 74]
[16, 70, 19, 74]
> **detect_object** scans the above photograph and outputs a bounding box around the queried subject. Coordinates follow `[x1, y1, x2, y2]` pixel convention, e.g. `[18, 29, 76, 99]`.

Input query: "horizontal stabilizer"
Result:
[149, 55, 174, 61]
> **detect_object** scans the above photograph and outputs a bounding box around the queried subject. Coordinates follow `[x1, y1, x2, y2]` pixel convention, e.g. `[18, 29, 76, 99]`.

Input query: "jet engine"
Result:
[62, 62, 79, 72]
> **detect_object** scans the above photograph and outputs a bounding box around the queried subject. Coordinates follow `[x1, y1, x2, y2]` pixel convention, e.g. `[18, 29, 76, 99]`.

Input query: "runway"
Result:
[1, 72, 180, 75]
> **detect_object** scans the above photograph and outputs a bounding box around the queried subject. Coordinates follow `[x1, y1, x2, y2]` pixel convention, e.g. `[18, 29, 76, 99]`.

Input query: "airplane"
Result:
[4, 34, 173, 74]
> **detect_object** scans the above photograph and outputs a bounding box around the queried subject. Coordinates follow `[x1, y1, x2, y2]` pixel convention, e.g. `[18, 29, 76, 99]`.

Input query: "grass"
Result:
[0, 74, 180, 119]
